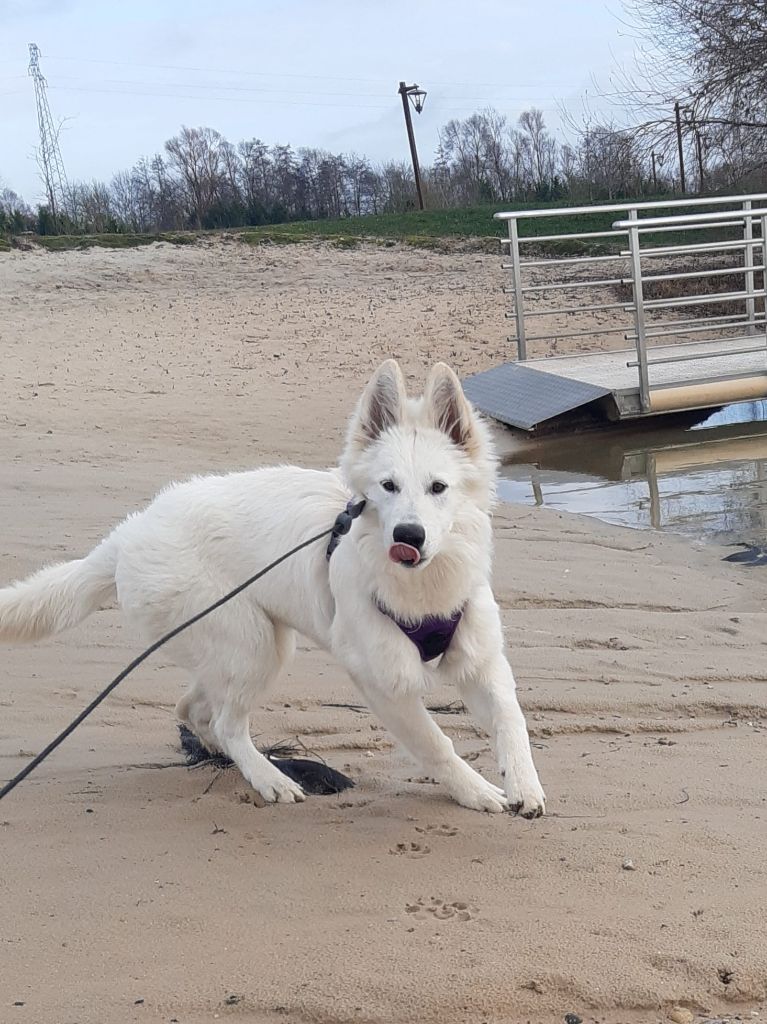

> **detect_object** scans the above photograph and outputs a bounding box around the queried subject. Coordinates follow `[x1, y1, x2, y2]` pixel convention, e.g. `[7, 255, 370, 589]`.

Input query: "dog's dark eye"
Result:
[430, 481, 448, 495]
[381, 479, 398, 493]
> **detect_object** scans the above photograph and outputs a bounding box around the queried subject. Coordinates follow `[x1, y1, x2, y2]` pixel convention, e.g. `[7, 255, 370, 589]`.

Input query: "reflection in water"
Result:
[498, 401, 767, 545]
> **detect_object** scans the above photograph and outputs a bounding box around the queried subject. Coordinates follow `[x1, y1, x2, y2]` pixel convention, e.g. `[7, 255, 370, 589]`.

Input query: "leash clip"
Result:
[326, 498, 366, 560]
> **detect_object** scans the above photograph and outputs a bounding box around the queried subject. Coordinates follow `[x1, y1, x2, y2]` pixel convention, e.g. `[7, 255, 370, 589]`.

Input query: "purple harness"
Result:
[376, 601, 463, 662]
[326, 499, 463, 662]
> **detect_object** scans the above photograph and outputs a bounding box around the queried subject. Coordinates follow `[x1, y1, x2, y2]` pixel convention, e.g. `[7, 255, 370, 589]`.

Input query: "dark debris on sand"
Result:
[178, 724, 354, 795]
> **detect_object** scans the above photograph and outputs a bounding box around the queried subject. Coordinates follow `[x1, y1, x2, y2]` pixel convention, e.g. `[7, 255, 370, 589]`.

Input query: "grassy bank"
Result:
[5, 205, 516, 254]
[31, 231, 199, 252]
[3, 195, 738, 255]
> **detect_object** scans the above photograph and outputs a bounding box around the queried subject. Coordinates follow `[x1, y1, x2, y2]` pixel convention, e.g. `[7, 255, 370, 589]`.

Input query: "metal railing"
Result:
[495, 194, 767, 412]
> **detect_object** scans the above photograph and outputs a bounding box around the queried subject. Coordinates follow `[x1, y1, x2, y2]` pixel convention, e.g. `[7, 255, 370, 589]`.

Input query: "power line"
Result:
[49, 85, 392, 110]
[49, 72, 566, 104]
[47, 75, 569, 109]
[43, 54, 577, 94]
[52, 74, 395, 100]
[49, 84, 573, 119]
[45, 54, 397, 84]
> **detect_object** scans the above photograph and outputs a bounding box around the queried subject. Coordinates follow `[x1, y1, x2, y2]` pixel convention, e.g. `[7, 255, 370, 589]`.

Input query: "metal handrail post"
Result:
[647, 453, 661, 529]
[507, 217, 527, 360]
[743, 200, 756, 335]
[761, 214, 767, 354]
[627, 209, 651, 411]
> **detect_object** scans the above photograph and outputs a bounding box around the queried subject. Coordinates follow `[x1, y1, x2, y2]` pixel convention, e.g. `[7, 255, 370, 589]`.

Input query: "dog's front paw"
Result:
[504, 771, 546, 819]
[440, 760, 509, 813]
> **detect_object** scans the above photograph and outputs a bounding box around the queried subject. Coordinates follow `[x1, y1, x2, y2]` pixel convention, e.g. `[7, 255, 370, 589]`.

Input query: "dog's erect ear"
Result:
[425, 363, 480, 454]
[342, 360, 407, 485]
[355, 359, 406, 442]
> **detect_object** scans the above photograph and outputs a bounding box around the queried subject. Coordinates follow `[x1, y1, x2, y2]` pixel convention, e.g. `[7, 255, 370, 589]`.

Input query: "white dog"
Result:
[0, 360, 545, 816]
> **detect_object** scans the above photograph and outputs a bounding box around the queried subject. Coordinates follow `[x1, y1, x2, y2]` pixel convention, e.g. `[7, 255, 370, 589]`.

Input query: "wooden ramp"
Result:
[464, 337, 767, 431]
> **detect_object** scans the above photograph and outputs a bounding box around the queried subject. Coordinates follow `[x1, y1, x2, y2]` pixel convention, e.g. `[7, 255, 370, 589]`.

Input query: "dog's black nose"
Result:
[393, 523, 426, 550]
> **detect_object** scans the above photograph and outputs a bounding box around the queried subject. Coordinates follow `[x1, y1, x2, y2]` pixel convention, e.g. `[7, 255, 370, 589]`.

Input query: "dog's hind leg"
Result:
[175, 612, 304, 805]
[210, 700, 305, 804]
[176, 686, 221, 754]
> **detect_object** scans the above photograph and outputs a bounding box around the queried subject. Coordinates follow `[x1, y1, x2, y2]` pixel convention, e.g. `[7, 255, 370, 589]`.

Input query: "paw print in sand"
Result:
[414, 822, 458, 837]
[405, 897, 475, 922]
[389, 841, 431, 858]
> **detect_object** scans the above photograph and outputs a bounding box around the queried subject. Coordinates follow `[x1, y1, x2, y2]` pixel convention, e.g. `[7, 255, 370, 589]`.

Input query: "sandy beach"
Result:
[1, 239, 766, 1024]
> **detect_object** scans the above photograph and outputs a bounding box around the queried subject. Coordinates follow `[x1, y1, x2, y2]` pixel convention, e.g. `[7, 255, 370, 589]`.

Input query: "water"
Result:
[497, 401, 767, 546]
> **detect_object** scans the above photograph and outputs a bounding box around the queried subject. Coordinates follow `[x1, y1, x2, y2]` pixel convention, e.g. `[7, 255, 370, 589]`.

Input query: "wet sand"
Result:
[1, 240, 766, 1024]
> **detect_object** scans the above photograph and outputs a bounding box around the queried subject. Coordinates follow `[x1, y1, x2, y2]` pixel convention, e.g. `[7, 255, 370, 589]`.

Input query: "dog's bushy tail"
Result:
[0, 536, 117, 642]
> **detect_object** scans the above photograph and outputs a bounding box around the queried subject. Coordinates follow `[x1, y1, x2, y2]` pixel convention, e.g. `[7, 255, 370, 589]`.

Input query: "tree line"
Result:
[0, 108, 677, 237]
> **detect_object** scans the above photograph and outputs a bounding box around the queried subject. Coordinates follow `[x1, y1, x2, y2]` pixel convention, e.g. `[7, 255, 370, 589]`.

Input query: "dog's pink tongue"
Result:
[389, 543, 421, 565]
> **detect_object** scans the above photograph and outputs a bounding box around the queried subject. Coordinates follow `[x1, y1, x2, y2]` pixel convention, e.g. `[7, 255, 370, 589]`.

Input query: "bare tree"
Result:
[109, 168, 142, 231]
[298, 148, 347, 219]
[0, 185, 34, 235]
[270, 144, 298, 219]
[377, 161, 416, 212]
[559, 143, 579, 192]
[584, 126, 647, 198]
[73, 180, 114, 232]
[481, 109, 514, 201]
[149, 155, 182, 230]
[164, 126, 228, 229]
[439, 113, 491, 201]
[625, 1, 767, 130]
[436, 108, 563, 204]
[586, 1, 767, 188]
[238, 138, 273, 219]
[517, 109, 558, 191]
[344, 153, 377, 216]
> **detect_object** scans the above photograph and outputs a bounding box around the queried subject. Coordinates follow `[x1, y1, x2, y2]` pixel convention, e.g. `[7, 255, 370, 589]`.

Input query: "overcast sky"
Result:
[3, 0, 636, 203]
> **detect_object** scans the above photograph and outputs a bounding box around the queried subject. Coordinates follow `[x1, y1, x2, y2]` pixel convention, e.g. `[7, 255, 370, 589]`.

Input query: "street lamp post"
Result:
[398, 81, 427, 210]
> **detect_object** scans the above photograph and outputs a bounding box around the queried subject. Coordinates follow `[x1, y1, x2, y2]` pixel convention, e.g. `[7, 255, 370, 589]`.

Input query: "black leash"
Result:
[0, 499, 366, 802]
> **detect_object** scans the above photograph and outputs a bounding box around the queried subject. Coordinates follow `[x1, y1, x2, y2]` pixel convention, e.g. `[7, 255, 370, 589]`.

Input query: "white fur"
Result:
[0, 361, 545, 816]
